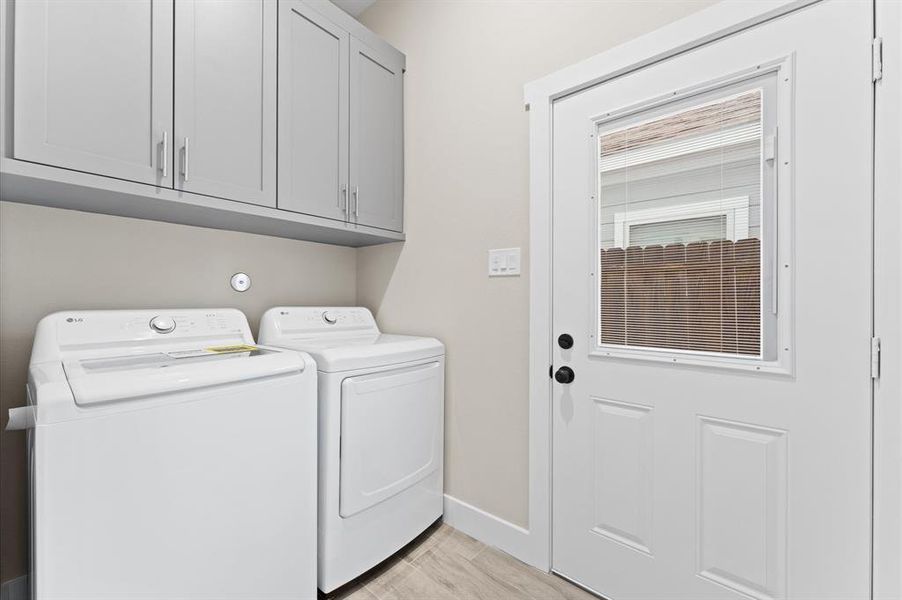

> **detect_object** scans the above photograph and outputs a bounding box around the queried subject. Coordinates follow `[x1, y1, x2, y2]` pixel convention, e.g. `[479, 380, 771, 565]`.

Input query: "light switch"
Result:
[488, 248, 521, 277]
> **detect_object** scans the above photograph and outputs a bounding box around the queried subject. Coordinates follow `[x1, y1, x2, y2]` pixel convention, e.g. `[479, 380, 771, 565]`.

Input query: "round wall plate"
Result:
[230, 272, 251, 292]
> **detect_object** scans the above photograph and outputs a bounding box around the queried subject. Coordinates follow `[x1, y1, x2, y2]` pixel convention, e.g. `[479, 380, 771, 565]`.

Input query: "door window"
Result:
[596, 80, 778, 361]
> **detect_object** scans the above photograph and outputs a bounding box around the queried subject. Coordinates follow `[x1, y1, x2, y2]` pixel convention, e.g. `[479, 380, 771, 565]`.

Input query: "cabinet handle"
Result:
[182, 137, 190, 182]
[160, 131, 168, 178]
[353, 186, 359, 218]
[340, 185, 348, 213]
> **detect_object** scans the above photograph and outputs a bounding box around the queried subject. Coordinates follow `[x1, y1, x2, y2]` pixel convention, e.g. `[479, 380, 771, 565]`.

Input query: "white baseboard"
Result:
[443, 494, 545, 570]
[0, 575, 28, 600]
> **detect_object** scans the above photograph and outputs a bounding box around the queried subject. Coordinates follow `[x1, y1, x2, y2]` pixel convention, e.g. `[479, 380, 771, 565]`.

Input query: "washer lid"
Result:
[275, 333, 444, 372]
[63, 346, 304, 406]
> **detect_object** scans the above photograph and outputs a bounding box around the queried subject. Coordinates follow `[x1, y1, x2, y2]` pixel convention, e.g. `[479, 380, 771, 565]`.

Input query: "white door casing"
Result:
[551, 2, 873, 600]
[873, 2, 902, 598]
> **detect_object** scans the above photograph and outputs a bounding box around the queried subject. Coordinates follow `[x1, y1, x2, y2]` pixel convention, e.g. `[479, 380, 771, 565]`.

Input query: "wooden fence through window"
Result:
[599, 238, 761, 356]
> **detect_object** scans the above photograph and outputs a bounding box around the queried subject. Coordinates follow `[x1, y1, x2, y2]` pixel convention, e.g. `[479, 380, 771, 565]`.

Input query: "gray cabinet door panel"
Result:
[174, 0, 276, 207]
[13, 0, 173, 186]
[278, 1, 349, 221]
[349, 37, 403, 232]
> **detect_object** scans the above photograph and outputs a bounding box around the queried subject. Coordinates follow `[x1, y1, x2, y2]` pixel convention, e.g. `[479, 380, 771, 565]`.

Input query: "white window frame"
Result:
[589, 67, 788, 370]
[612, 196, 750, 249]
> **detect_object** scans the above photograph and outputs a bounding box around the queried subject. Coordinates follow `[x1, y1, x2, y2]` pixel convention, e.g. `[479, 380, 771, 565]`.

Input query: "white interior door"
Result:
[551, 2, 874, 599]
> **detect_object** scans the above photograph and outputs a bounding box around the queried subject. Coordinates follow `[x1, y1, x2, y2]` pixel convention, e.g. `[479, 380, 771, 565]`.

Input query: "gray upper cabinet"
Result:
[3, 0, 405, 246]
[174, 0, 276, 207]
[13, 0, 173, 187]
[278, 1, 349, 222]
[349, 38, 404, 232]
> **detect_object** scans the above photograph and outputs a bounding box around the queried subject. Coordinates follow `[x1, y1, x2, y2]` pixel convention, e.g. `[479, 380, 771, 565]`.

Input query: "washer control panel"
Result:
[53, 309, 253, 347]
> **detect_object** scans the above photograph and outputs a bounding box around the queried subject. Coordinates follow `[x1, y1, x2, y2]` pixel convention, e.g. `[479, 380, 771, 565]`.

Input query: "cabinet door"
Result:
[13, 0, 173, 186]
[174, 0, 276, 207]
[349, 38, 404, 232]
[278, 1, 349, 221]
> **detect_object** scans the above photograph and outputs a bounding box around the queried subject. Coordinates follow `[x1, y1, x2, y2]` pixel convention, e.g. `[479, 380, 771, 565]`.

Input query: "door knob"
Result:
[554, 366, 575, 384]
[558, 333, 573, 349]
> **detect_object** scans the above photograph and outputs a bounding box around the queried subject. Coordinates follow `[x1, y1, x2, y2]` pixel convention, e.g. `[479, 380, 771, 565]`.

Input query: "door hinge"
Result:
[873, 37, 884, 82]
[871, 337, 881, 379]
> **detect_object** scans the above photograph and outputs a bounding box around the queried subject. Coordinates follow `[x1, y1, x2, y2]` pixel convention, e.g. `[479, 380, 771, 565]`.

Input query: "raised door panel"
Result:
[174, 0, 276, 207]
[13, 0, 173, 186]
[349, 38, 403, 232]
[278, 1, 349, 221]
[697, 418, 788, 600]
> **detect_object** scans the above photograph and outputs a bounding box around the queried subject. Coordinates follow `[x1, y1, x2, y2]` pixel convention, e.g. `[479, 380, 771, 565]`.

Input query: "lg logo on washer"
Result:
[65, 317, 84, 324]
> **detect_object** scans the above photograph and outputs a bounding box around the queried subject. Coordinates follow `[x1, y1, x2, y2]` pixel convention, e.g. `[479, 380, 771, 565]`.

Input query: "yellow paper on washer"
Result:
[205, 344, 259, 354]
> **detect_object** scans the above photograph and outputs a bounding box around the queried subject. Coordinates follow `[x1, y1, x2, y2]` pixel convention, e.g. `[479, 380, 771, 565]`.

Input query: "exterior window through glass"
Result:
[628, 214, 727, 247]
[597, 89, 764, 357]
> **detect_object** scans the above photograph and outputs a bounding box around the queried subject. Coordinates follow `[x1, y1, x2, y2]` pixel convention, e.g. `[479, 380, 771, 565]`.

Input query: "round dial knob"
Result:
[149, 316, 176, 334]
[322, 311, 338, 324]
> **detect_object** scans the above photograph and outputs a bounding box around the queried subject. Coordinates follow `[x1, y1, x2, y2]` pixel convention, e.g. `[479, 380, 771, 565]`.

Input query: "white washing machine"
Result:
[6, 309, 318, 600]
[259, 306, 444, 592]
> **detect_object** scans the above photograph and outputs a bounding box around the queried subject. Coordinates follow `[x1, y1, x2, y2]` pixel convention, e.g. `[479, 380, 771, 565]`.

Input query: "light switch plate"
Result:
[488, 248, 521, 277]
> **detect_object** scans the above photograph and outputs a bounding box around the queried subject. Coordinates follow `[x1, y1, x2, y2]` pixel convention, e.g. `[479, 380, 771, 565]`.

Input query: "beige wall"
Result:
[357, 0, 715, 528]
[0, 0, 717, 583]
[0, 201, 357, 580]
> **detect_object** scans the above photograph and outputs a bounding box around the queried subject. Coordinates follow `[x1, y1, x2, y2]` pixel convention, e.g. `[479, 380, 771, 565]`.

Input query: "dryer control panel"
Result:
[261, 307, 379, 338]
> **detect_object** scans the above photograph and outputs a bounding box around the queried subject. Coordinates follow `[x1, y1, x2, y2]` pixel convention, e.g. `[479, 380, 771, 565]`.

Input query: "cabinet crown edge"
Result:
[296, 0, 406, 70]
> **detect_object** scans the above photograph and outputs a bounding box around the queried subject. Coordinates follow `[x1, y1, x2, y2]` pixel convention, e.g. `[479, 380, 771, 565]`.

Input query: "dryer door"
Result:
[340, 361, 443, 518]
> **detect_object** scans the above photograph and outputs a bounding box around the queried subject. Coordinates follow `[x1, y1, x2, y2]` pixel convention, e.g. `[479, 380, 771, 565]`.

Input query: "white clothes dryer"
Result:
[259, 307, 444, 593]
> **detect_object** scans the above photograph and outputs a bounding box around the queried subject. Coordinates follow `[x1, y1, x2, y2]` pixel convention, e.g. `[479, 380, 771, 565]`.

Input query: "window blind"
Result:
[597, 90, 763, 357]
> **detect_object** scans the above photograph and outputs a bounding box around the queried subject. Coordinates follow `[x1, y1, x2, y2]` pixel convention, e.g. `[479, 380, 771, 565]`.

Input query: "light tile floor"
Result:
[321, 521, 598, 600]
